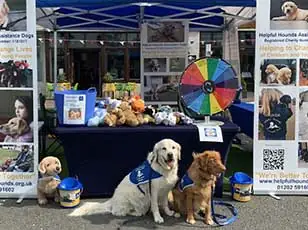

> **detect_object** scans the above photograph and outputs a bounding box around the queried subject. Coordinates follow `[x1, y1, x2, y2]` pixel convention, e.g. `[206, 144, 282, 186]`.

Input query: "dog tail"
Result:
[69, 199, 112, 217]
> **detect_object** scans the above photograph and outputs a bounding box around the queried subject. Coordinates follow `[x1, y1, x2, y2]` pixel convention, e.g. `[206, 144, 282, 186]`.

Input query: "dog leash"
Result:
[210, 186, 238, 226]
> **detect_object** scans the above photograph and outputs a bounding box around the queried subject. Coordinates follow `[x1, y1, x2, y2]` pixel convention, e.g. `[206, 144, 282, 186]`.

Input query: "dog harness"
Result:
[129, 160, 162, 195]
[178, 173, 194, 192]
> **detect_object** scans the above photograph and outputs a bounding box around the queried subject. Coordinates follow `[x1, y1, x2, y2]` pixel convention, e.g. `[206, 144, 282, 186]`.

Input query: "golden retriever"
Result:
[265, 64, 280, 84]
[69, 139, 181, 224]
[169, 151, 226, 225]
[0, 117, 32, 142]
[277, 67, 292, 85]
[272, 1, 308, 21]
[37, 156, 62, 205]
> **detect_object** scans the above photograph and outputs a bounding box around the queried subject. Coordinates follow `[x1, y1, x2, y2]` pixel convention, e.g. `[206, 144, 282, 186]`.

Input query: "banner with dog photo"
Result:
[254, 0, 308, 195]
[141, 20, 189, 103]
[0, 0, 38, 198]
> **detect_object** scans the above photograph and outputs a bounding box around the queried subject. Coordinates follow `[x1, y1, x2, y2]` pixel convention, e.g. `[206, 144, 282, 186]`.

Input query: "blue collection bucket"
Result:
[229, 172, 253, 202]
[54, 87, 97, 125]
[58, 177, 83, 208]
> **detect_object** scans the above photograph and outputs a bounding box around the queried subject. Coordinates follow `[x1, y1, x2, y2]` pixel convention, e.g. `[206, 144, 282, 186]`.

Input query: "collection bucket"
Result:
[229, 172, 253, 202]
[58, 177, 83, 208]
[54, 87, 97, 125]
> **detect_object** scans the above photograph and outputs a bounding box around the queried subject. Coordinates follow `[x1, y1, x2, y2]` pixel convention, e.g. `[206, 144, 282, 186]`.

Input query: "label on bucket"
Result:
[63, 94, 86, 125]
[59, 189, 81, 208]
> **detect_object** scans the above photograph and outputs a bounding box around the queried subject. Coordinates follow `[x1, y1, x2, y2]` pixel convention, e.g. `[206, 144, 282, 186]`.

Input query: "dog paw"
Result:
[186, 217, 196, 225]
[164, 208, 174, 217]
[54, 197, 60, 203]
[174, 212, 181, 218]
[154, 214, 164, 224]
[38, 199, 48, 205]
[205, 217, 214, 225]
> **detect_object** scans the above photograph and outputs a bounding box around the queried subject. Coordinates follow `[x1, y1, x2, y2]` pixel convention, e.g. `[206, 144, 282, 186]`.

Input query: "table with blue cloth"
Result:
[55, 118, 239, 198]
[229, 102, 254, 138]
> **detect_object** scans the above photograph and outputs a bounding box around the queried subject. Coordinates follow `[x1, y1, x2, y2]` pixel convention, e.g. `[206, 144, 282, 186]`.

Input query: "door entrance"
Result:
[73, 49, 100, 90]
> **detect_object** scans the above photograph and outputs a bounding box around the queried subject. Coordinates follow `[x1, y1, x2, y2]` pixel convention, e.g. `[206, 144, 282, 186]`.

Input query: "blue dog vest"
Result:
[129, 160, 162, 194]
[179, 173, 194, 192]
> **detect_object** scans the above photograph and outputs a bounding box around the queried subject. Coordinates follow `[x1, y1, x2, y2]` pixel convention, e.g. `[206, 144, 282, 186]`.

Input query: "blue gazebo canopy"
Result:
[36, 0, 256, 30]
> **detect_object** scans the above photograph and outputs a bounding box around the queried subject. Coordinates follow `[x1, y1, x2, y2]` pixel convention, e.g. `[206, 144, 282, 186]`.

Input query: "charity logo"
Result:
[204, 128, 217, 137]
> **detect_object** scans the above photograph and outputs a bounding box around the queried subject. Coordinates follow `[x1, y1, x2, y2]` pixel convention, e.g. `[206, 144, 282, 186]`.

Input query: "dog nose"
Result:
[167, 153, 174, 160]
[286, 9, 290, 13]
[56, 166, 60, 171]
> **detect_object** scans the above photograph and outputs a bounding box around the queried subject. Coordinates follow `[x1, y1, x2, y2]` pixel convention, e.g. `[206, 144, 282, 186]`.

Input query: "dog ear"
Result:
[281, 3, 285, 12]
[38, 160, 46, 174]
[176, 143, 181, 160]
[17, 119, 29, 135]
[148, 151, 157, 163]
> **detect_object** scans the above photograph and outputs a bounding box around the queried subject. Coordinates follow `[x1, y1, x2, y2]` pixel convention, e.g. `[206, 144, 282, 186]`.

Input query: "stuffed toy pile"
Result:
[87, 96, 193, 127]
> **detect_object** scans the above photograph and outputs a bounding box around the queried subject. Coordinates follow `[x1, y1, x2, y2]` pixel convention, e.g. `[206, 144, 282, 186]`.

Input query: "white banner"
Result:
[0, 0, 38, 198]
[254, 0, 308, 194]
[140, 20, 189, 103]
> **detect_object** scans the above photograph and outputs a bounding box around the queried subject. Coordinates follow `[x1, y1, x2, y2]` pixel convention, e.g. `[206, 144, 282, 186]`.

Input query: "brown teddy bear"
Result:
[37, 156, 62, 205]
[103, 99, 126, 127]
[119, 101, 140, 126]
[104, 107, 125, 127]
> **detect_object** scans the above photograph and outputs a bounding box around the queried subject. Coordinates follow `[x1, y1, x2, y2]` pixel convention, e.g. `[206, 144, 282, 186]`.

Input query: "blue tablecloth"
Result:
[229, 102, 254, 138]
[55, 118, 239, 198]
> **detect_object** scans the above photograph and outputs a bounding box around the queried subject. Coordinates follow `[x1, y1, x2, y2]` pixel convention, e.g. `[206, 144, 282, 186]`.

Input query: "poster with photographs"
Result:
[141, 20, 189, 103]
[0, 0, 38, 198]
[143, 75, 180, 102]
[254, 0, 308, 195]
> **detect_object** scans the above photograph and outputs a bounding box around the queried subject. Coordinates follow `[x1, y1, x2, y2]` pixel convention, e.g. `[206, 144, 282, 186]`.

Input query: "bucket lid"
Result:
[230, 172, 253, 184]
[58, 177, 83, 191]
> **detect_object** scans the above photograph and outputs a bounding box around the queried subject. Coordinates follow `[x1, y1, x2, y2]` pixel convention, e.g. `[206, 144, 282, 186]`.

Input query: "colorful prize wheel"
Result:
[179, 57, 239, 125]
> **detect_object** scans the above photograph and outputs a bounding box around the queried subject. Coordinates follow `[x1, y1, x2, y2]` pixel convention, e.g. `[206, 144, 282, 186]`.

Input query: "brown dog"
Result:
[169, 151, 226, 225]
[0, 117, 32, 142]
[37, 156, 62, 205]
[277, 67, 292, 85]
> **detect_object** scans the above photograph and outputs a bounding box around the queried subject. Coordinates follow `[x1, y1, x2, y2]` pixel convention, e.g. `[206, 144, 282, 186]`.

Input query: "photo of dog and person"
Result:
[0, 145, 33, 172]
[0, 60, 33, 88]
[0, 0, 27, 31]
[259, 59, 296, 86]
[270, 0, 308, 30]
[144, 58, 167, 73]
[147, 21, 185, 43]
[298, 89, 308, 140]
[299, 59, 308, 86]
[0, 91, 33, 143]
[143, 75, 180, 101]
[169, 58, 186, 72]
[298, 142, 308, 168]
[258, 88, 295, 140]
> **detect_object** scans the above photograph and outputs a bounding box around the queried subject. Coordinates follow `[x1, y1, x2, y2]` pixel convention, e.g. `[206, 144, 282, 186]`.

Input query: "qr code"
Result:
[263, 149, 285, 170]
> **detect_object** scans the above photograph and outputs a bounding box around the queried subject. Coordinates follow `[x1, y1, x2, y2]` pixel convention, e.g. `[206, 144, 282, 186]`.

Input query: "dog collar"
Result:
[178, 173, 194, 192]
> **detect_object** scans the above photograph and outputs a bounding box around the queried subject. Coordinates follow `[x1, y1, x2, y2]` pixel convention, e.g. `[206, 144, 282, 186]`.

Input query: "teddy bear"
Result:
[143, 105, 156, 124]
[37, 156, 62, 205]
[154, 105, 178, 126]
[130, 95, 145, 125]
[119, 101, 140, 126]
[103, 98, 126, 127]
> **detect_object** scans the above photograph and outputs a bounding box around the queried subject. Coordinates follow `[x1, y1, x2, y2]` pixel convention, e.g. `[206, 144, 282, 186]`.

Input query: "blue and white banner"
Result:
[254, 0, 308, 194]
[0, 0, 38, 198]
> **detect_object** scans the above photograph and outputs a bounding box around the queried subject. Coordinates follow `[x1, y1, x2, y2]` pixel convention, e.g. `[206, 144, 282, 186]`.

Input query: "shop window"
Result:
[129, 48, 140, 80]
[106, 48, 125, 80]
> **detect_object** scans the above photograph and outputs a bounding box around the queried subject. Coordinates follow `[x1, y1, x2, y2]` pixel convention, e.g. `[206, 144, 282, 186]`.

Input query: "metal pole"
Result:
[53, 30, 57, 85]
